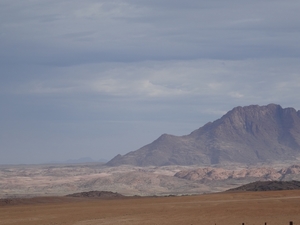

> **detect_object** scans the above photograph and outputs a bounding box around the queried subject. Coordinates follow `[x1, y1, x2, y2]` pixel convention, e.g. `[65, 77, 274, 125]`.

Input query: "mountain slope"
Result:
[107, 104, 300, 166]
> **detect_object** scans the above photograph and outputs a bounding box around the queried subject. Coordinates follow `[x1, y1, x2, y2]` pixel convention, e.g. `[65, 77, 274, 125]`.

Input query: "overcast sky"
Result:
[1, 0, 300, 164]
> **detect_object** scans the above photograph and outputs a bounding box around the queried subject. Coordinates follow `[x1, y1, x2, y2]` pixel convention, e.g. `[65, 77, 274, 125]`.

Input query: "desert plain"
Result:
[1, 190, 300, 225]
[2, 162, 300, 225]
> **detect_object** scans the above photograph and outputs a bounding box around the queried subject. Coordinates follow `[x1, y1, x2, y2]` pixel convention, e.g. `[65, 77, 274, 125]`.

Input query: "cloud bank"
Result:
[1, 0, 300, 164]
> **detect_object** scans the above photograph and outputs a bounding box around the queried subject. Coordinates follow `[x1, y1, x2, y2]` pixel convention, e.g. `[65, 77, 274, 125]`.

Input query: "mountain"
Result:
[107, 104, 300, 166]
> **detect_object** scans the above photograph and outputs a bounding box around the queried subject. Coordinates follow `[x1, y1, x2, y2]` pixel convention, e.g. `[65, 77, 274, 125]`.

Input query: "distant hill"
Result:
[47, 157, 107, 165]
[227, 180, 300, 192]
[66, 191, 125, 199]
[174, 165, 300, 182]
[107, 104, 300, 166]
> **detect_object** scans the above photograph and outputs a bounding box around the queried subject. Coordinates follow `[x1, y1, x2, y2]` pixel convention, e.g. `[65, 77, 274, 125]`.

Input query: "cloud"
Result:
[1, 0, 300, 164]
[229, 92, 244, 98]
[7, 58, 299, 108]
[1, 0, 300, 68]
[88, 78, 187, 97]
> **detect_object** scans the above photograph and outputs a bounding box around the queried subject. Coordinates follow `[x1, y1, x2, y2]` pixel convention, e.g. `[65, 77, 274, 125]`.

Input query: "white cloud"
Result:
[229, 92, 244, 98]
[13, 58, 300, 106]
[72, 78, 188, 98]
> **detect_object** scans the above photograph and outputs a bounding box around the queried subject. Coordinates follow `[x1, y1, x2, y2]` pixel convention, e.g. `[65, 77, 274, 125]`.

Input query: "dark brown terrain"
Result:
[1, 190, 300, 225]
[107, 104, 300, 166]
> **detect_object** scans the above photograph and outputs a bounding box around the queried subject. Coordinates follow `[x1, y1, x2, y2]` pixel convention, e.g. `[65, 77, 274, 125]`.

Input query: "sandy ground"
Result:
[1, 190, 300, 225]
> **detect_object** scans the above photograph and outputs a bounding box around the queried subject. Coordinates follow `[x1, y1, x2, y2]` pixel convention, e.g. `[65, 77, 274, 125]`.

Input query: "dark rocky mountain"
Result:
[107, 104, 300, 166]
[226, 180, 300, 192]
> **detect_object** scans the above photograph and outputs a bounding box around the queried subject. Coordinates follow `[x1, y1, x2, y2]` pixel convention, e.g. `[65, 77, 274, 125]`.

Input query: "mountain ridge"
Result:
[107, 104, 300, 166]
[226, 180, 300, 192]
[174, 164, 300, 182]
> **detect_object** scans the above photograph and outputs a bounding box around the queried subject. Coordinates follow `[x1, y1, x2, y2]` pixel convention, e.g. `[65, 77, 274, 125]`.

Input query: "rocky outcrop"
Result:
[107, 104, 300, 166]
[226, 180, 300, 192]
[66, 191, 124, 198]
[174, 165, 300, 182]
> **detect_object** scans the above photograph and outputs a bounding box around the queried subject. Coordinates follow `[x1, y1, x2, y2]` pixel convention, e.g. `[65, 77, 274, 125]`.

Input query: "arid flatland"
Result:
[1, 190, 300, 225]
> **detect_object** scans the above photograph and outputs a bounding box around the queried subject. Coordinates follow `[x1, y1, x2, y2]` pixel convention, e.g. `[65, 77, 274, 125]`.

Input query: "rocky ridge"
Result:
[226, 180, 300, 192]
[174, 164, 300, 182]
[107, 104, 300, 166]
[66, 190, 125, 198]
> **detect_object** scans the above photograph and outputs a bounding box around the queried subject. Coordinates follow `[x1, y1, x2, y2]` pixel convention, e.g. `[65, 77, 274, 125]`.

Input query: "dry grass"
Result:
[1, 190, 300, 225]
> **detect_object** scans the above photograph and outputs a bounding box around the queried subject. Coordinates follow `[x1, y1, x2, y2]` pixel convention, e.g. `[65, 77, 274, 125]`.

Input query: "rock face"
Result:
[107, 104, 300, 166]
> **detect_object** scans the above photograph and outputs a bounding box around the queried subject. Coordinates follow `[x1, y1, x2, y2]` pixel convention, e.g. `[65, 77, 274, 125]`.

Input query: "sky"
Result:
[1, 0, 300, 164]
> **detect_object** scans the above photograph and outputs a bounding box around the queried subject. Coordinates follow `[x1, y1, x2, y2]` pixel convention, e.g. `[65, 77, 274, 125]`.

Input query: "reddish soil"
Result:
[1, 190, 300, 225]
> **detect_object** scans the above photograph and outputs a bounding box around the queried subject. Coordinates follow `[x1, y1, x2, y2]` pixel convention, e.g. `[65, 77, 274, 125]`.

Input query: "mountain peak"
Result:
[107, 104, 300, 167]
